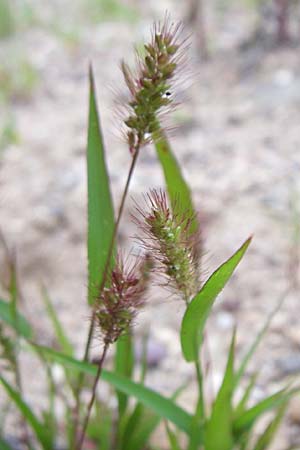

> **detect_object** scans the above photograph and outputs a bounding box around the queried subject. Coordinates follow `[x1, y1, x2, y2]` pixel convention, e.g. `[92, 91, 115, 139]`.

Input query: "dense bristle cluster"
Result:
[134, 190, 199, 302]
[94, 255, 151, 344]
[121, 18, 185, 153]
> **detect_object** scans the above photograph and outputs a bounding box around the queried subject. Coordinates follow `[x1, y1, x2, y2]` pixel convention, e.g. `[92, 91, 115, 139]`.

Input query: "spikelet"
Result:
[134, 190, 199, 302]
[94, 254, 151, 344]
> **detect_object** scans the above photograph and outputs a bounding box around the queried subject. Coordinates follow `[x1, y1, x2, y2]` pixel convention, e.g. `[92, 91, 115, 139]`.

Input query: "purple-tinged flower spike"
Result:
[94, 254, 151, 345]
[134, 190, 200, 303]
[121, 17, 187, 154]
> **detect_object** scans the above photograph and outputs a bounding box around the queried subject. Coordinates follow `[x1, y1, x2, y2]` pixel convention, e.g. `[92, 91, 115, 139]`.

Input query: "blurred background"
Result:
[1, 0, 300, 447]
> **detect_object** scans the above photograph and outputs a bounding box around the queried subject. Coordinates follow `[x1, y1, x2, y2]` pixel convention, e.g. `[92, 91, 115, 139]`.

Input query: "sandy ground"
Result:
[1, 0, 300, 447]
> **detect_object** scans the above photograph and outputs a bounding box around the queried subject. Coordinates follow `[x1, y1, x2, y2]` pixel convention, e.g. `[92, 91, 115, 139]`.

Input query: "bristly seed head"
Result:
[121, 17, 187, 154]
[134, 190, 199, 302]
[94, 254, 151, 344]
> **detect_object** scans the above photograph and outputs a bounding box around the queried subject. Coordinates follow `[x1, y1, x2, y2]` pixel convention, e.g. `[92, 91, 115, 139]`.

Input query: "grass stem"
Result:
[75, 342, 109, 450]
[72, 146, 140, 445]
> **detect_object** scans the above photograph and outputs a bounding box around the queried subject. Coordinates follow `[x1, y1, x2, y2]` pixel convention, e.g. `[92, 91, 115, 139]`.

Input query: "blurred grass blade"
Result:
[235, 293, 285, 387]
[8, 254, 18, 324]
[87, 64, 115, 305]
[234, 387, 297, 433]
[34, 344, 197, 438]
[0, 375, 52, 450]
[0, 438, 14, 450]
[0, 0, 14, 38]
[122, 405, 160, 450]
[122, 350, 186, 450]
[181, 238, 251, 362]
[234, 372, 258, 419]
[154, 127, 198, 234]
[115, 332, 134, 417]
[252, 403, 287, 450]
[121, 403, 144, 450]
[0, 298, 32, 339]
[86, 402, 112, 450]
[166, 422, 182, 450]
[41, 286, 73, 356]
[204, 331, 235, 450]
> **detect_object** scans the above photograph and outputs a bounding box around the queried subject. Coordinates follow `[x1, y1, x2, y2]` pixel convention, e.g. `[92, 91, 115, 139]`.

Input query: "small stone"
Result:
[275, 355, 300, 376]
[273, 69, 294, 88]
[135, 338, 167, 369]
[216, 311, 234, 330]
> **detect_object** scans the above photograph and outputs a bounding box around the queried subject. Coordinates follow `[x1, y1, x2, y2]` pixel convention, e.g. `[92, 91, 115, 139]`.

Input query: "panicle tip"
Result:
[120, 16, 188, 153]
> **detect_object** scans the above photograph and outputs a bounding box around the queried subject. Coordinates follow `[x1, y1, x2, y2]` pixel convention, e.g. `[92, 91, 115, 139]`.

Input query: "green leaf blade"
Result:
[0, 376, 52, 450]
[234, 372, 258, 419]
[0, 438, 15, 450]
[87, 65, 115, 305]
[122, 405, 160, 450]
[165, 422, 182, 450]
[235, 293, 285, 387]
[115, 333, 134, 418]
[204, 331, 236, 450]
[181, 237, 251, 362]
[154, 128, 198, 235]
[0, 298, 32, 339]
[34, 345, 198, 439]
[41, 286, 73, 356]
[252, 403, 287, 450]
[234, 388, 292, 434]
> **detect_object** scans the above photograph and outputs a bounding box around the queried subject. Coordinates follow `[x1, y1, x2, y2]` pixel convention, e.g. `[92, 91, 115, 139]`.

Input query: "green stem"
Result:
[187, 358, 205, 450]
[195, 358, 205, 421]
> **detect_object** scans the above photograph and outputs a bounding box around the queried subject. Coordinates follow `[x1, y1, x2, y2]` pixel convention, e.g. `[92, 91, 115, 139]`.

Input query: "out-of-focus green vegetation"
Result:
[0, 0, 40, 38]
[0, 57, 38, 104]
[0, 53, 38, 155]
[0, 0, 14, 38]
[0, 0, 139, 43]
[83, 0, 138, 23]
[0, 117, 19, 152]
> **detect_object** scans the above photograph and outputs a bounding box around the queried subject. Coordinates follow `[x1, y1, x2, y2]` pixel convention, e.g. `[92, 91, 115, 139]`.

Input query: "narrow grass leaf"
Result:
[34, 345, 196, 438]
[0, 375, 52, 450]
[87, 65, 115, 305]
[87, 401, 112, 450]
[0, 438, 14, 450]
[154, 127, 199, 235]
[122, 405, 160, 450]
[166, 422, 182, 450]
[187, 392, 205, 450]
[0, 298, 32, 339]
[234, 372, 258, 419]
[235, 293, 285, 387]
[181, 238, 251, 362]
[115, 332, 134, 417]
[41, 286, 73, 356]
[122, 375, 188, 450]
[8, 257, 18, 327]
[121, 403, 144, 450]
[252, 403, 287, 450]
[204, 331, 236, 450]
[234, 388, 295, 433]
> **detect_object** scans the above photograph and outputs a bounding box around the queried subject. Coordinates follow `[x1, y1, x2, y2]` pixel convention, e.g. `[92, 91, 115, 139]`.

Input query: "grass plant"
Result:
[0, 15, 297, 450]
